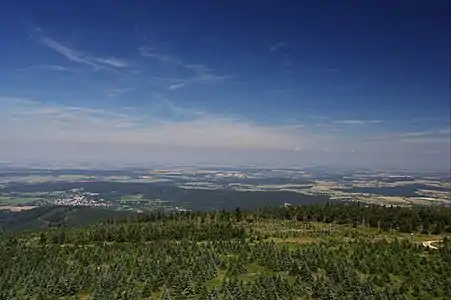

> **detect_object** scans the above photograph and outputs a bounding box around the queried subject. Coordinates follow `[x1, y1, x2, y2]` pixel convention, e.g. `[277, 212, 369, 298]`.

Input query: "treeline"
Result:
[23, 204, 451, 246]
[117, 203, 451, 234]
[0, 206, 138, 231]
[36, 221, 246, 245]
[257, 203, 451, 233]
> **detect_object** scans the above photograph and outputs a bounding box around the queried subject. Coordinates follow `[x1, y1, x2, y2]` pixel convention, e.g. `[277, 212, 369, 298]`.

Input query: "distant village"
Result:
[40, 190, 112, 208]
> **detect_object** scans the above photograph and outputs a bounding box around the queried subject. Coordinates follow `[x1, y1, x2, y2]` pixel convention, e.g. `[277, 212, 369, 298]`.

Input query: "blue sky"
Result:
[0, 0, 450, 169]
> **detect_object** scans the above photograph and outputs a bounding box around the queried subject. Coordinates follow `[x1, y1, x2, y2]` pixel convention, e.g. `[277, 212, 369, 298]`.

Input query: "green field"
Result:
[0, 196, 41, 205]
[118, 194, 145, 201]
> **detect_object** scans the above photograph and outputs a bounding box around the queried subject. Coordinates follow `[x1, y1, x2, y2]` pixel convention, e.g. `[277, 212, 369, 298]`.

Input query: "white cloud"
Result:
[24, 65, 77, 72]
[0, 98, 449, 169]
[333, 120, 383, 125]
[139, 46, 230, 90]
[106, 88, 135, 98]
[41, 37, 128, 70]
[0, 98, 317, 150]
[166, 73, 230, 90]
[94, 57, 128, 68]
[401, 137, 450, 144]
[169, 83, 187, 90]
[270, 42, 288, 52]
[399, 128, 451, 138]
[370, 128, 451, 141]
[138, 46, 181, 64]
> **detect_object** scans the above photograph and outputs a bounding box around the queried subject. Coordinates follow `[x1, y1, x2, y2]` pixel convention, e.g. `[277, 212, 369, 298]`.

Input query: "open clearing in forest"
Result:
[0, 205, 37, 211]
[0, 196, 40, 205]
[422, 240, 440, 250]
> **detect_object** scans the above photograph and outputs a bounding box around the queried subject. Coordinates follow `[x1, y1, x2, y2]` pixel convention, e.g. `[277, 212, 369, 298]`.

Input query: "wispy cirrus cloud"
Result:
[93, 57, 128, 68]
[365, 128, 450, 151]
[397, 128, 451, 138]
[164, 73, 230, 90]
[106, 87, 135, 98]
[168, 83, 187, 90]
[138, 46, 182, 65]
[2, 98, 130, 121]
[138, 46, 230, 90]
[270, 41, 288, 52]
[269, 41, 294, 78]
[22, 64, 77, 72]
[333, 119, 383, 125]
[169, 65, 231, 90]
[41, 37, 128, 70]
[307, 115, 330, 120]
[1, 97, 448, 169]
[0, 97, 309, 150]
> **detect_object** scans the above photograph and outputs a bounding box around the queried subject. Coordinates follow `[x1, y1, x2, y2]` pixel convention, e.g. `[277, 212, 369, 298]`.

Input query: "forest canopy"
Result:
[1, 203, 451, 299]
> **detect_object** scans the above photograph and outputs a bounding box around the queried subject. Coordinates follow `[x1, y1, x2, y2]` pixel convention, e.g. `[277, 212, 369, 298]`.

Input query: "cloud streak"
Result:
[370, 128, 451, 142]
[106, 88, 135, 98]
[139, 46, 230, 90]
[0, 97, 448, 170]
[270, 41, 288, 52]
[167, 73, 230, 90]
[23, 65, 77, 72]
[138, 46, 181, 64]
[0, 98, 447, 148]
[41, 37, 128, 70]
[0, 99, 309, 150]
[333, 120, 383, 125]
[398, 128, 450, 138]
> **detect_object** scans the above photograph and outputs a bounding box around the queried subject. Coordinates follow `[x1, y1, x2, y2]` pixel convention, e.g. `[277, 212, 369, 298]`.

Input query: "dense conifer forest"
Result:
[1, 203, 451, 299]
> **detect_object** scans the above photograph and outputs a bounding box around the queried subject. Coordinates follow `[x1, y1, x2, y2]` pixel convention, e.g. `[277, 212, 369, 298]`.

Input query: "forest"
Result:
[0, 206, 138, 231]
[1, 203, 451, 299]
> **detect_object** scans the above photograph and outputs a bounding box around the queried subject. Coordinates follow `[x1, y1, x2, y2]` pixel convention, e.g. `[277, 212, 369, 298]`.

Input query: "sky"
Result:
[0, 0, 450, 170]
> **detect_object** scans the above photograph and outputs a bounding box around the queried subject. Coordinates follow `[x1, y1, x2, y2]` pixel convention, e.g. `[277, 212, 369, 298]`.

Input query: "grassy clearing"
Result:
[247, 219, 451, 251]
[11, 192, 49, 196]
[0, 196, 41, 205]
[271, 237, 320, 247]
[209, 269, 227, 288]
[57, 175, 92, 181]
[111, 178, 172, 183]
[182, 181, 215, 186]
[23, 176, 57, 183]
[118, 194, 144, 201]
[0, 205, 37, 211]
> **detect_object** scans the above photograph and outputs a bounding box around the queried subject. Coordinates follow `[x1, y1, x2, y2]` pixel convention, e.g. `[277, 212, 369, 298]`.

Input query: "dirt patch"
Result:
[422, 240, 440, 250]
[0, 205, 37, 211]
